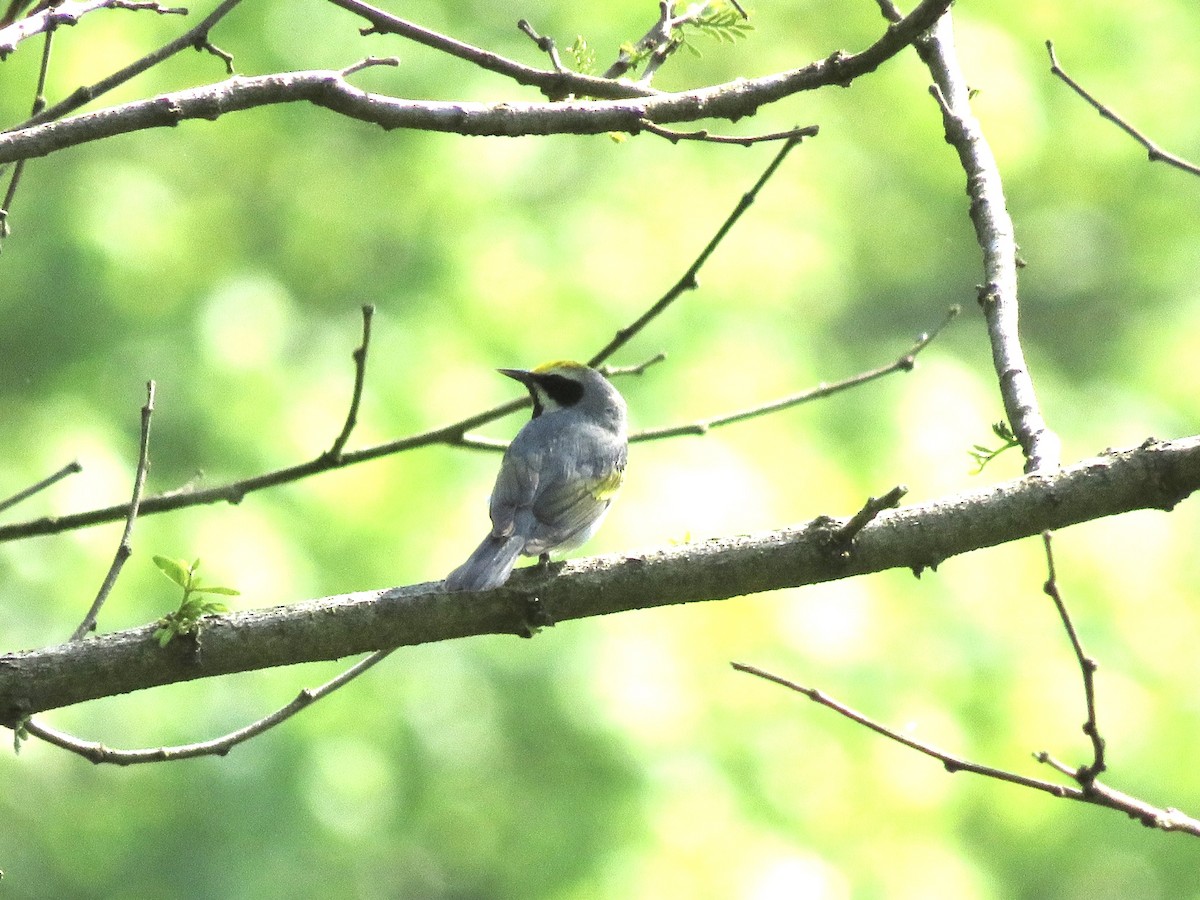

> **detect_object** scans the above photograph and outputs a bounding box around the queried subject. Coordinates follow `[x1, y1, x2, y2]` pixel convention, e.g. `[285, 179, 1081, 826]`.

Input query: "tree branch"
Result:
[1046, 41, 1200, 178]
[730, 662, 1200, 837]
[69, 382, 155, 641]
[0, 460, 81, 515]
[637, 121, 818, 146]
[0, 0, 955, 164]
[323, 303, 374, 461]
[7, 0, 242, 133]
[1040, 530, 1106, 783]
[19, 647, 395, 763]
[630, 305, 957, 441]
[0, 0, 184, 59]
[588, 129, 809, 367]
[3, 434, 1197, 720]
[0, 133, 820, 541]
[898, 9, 1061, 473]
[326, 0, 652, 101]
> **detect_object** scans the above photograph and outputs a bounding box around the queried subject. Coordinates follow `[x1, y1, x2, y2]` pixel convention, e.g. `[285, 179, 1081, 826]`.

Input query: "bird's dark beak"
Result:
[497, 368, 533, 385]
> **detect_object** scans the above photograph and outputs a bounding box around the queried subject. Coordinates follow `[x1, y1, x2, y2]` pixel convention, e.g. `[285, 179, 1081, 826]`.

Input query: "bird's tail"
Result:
[443, 533, 526, 592]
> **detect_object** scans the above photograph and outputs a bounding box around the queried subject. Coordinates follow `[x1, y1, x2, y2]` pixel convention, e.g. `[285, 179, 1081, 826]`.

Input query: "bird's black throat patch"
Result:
[530, 373, 585, 417]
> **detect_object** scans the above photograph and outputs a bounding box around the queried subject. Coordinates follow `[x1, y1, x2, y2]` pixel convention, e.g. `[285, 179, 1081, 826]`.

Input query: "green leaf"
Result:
[153, 556, 191, 589]
[192, 585, 240, 596]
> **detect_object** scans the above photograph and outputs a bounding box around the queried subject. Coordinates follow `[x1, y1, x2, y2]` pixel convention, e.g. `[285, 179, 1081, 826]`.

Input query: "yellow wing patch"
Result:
[589, 466, 625, 501]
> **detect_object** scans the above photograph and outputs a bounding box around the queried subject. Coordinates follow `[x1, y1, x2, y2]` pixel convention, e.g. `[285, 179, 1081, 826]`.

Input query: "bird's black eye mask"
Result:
[529, 373, 585, 417]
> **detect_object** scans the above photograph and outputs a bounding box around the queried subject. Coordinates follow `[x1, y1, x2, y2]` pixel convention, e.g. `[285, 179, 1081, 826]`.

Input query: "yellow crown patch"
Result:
[532, 359, 587, 374]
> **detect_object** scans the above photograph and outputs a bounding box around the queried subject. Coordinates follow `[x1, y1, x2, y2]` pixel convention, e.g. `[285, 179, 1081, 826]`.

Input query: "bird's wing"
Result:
[528, 448, 626, 547]
[488, 449, 540, 538]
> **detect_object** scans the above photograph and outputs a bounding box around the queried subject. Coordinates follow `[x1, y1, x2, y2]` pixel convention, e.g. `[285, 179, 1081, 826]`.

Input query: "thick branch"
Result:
[3, 435, 1197, 721]
[0, 0, 954, 164]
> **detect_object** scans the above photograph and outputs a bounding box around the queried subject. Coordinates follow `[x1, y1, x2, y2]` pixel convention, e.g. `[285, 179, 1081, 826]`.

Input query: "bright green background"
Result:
[3, 1, 1200, 897]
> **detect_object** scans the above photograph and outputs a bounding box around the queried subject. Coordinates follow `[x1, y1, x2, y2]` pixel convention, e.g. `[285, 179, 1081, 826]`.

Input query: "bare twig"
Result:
[588, 131, 808, 368]
[731, 662, 1074, 792]
[901, 10, 1060, 473]
[0, 8, 53, 245]
[69, 381, 155, 641]
[835, 485, 909, 547]
[638, 120, 819, 146]
[328, 0, 654, 101]
[325, 304, 375, 461]
[21, 647, 395, 763]
[0, 132, 809, 539]
[0, 0, 183, 57]
[0, 461, 81, 515]
[0, 306, 954, 538]
[6, 0, 243, 135]
[340, 55, 396, 77]
[731, 662, 1200, 835]
[1046, 41, 1200, 178]
[597, 352, 668, 378]
[516, 18, 564, 74]
[0, 318, 540, 542]
[1, 0, 956, 164]
[630, 305, 959, 441]
[1039, 531, 1105, 782]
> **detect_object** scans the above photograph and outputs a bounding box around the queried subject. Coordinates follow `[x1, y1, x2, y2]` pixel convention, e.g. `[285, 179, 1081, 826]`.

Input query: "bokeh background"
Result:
[3, 0, 1200, 897]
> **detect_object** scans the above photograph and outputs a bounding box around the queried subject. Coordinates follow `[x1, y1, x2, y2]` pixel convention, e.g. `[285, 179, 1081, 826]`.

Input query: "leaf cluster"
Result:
[678, 4, 755, 58]
[969, 421, 1020, 473]
[565, 36, 597, 76]
[571, 2, 754, 77]
[151, 556, 239, 647]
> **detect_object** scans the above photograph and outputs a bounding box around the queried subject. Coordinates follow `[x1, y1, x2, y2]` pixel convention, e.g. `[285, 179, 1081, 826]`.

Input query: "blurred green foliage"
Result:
[3, 0, 1200, 897]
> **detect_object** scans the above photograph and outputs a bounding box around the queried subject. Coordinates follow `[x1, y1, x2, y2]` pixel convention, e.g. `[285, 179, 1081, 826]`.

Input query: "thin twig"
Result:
[588, 132, 808, 369]
[21, 647, 396, 763]
[516, 18, 563, 74]
[340, 55, 396, 77]
[905, 11, 1061, 473]
[597, 351, 668, 378]
[835, 485, 909, 547]
[0, 305, 953, 537]
[0, 137, 808, 539]
[69, 381, 155, 641]
[630, 305, 958, 442]
[0, 8, 53, 245]
[1046, 41, 1200, 178]
[1040, 531, 1105, 782]
[326, 0, 655, 101]
[325, 304, 375, 460]
[7, 0, 242, 134]
[638, 120, 819, 146]
[731, 662, 1075, 793]
[0, 461, 81, 515]
[0, 0, 184, 56]
[731, 662, 1200, 836]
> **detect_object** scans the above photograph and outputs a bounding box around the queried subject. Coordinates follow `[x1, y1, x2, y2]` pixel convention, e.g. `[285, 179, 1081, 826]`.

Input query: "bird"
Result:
[443, 361, 628, 592]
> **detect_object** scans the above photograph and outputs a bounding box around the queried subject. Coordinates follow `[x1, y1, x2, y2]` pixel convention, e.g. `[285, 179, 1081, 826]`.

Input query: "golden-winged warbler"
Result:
[444, 361, 628, 592]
